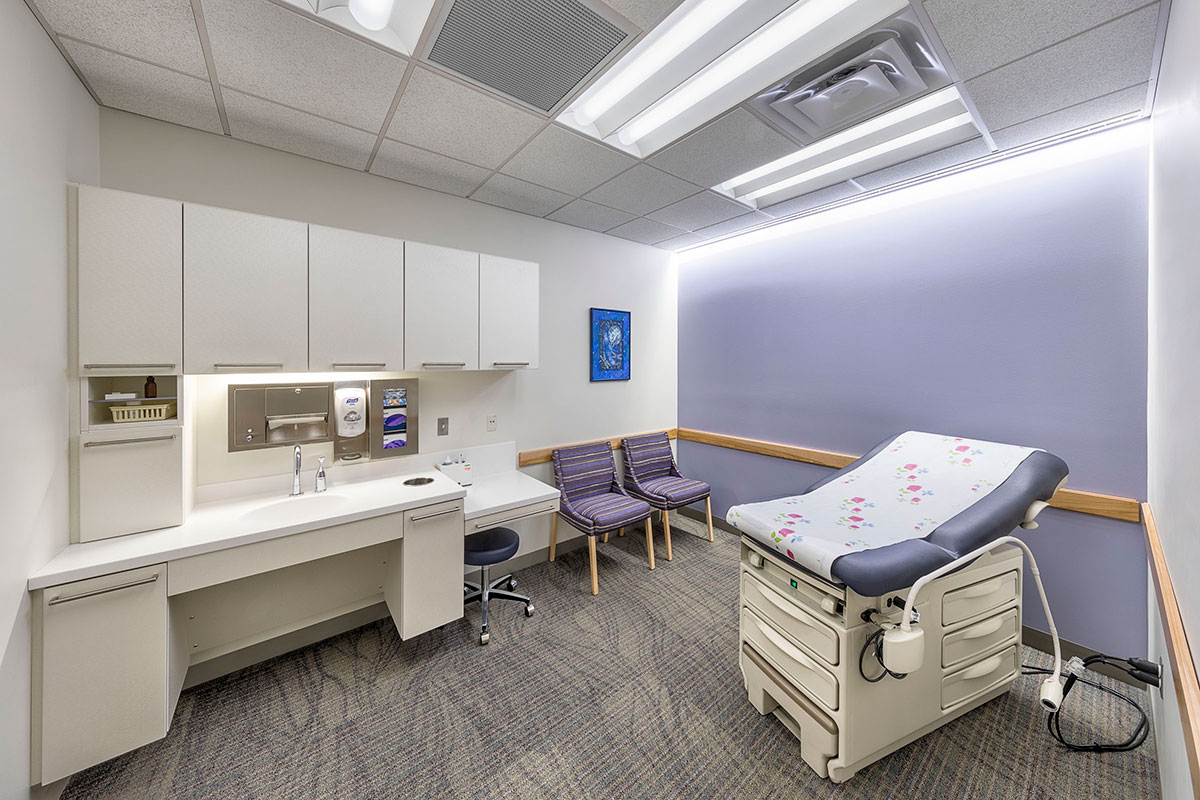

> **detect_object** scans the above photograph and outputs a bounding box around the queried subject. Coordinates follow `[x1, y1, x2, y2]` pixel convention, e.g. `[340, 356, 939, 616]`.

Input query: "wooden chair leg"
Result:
[549, 513, 559, 562]
[663, 509, 673, 561]
[618, 526, 624, 537]
[644, 517, 655, 570]
[588, 535, 599, 596]
[705, 497, 714, 542]
[602, 531, 609, 543]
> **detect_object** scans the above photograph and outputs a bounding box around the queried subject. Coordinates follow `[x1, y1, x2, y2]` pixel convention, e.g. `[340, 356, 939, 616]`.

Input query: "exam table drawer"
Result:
[942, 608, 1019, 669]
[742, 608, 839, 711]
[942, 570, 1018, 626]
[742, 573, 840, 665]
[941, 644, 1019, 709]
[466, 498, 558, 534]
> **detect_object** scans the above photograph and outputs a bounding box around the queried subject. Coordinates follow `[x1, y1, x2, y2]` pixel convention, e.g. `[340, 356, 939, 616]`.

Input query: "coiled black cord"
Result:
[1023, 653, 1154, 753]
[859, 627, 907, 682]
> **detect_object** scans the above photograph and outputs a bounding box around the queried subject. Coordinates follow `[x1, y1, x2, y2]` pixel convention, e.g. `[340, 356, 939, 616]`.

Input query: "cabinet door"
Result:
[479, 254, 539, 370]
[183, 205, 308, 373]
[393, 500, 464, 638]
[404, 242, 479, 371]
[78, 426, 183, 541]
[309, 225, 405, 371]
[78, 186, 183, 374]
[38, 565, 168, 783]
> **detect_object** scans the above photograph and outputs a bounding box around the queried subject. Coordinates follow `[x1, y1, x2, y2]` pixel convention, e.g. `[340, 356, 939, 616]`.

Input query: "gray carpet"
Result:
[63, 517, 1160, 799]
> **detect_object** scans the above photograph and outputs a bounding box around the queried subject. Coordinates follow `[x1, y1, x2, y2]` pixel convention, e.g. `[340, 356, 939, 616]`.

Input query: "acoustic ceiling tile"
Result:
[965, 5, 1159, 132]
[854, 137, 991, 190]
[647, 191, 750, 231]
[471, 174, 573, 217]
[607, 217, 687, 245]
[758, 181, 860, 218]
[692, 211, 772, 239]
[583, 164, 700, 215]
[990, 83, 1147, 150]
[62, 39, 222, 134]
[648, 109, 799, 187]
[386, 68, 544, 169]
[34, 0, 209, 78]
[546, 199, 636, 232]
[201, 0, 405, 132]
[656, 232, 707, 251]
[371, 139, 493, 197]
[502, 125, 636, 196]
[224, 89, 377, 170]
[923, 0, 1152, 80]
[598, 0, 681, 29]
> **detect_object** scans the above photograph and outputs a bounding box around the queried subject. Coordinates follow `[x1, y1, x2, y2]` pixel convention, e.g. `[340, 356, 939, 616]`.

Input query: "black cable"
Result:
[1022, 662, 1151, 753]
[859, 627, 907, 682]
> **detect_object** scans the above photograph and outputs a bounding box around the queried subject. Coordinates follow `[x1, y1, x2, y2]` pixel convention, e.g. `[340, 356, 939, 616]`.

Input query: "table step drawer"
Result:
[742, 607, 839, 711]
[943, 570, 1018, 626]
[941, 644, 1019, 709]
[943, 608, 1019, 669]
[742, 572, 840, 665]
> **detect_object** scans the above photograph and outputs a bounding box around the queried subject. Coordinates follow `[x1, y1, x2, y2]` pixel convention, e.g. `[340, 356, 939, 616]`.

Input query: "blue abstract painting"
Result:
[590, 308, 630, 381]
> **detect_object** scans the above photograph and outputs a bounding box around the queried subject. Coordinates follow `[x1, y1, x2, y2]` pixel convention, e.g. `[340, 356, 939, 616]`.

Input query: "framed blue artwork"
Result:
[590, 308, 630, 381]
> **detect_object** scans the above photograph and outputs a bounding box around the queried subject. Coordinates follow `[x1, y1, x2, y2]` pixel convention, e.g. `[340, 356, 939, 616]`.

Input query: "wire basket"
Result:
[109, 402, 177, 423]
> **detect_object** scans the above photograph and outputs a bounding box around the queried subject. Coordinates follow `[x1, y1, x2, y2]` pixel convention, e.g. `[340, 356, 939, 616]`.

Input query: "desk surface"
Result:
[30, 469, 558, 591]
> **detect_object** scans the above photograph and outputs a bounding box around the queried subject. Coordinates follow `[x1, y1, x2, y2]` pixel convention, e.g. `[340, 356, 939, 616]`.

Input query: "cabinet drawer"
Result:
[941, 644, 1019, 710]
[741, 608, 839, 711]
[942, 570, 1018, 626]
[466, 498, 558, 534]
[742, 573, 840, 665]
[942, 608, 1019, 669]
[78, 427, 183, 542]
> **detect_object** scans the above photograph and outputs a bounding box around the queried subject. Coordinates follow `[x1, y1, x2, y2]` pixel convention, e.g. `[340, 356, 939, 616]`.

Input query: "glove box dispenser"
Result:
[333, 378, 419, 463]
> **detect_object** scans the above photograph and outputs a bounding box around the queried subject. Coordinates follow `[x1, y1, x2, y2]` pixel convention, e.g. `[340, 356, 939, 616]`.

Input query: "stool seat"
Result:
[464, 526, 520, 567]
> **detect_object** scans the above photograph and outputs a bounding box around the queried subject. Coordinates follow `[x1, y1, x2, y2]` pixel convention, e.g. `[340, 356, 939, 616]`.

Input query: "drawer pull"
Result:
[958, 577, 1005, 600]
[756, 582, 819, 627]
[331, 363, 387, 369]
[421, 362, 466, 368]
[410, 507, 461, 522]
[948, 653, 1005, 683]
[213, 363, 284, 370]
[83, 434, 176, 448]
[493, 362, 530, 367]
[755, 618, 819, 672]
[83, 363, 176, 370]
[48, 573, 158, 605]
[474, 506, 552, 528]
[961, 616, 1005, 640]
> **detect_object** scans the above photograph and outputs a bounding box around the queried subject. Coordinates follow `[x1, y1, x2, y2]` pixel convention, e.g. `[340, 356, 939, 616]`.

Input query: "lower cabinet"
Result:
[35, 565, 168, 784]
[77, 426, 184, 542]
[389, 499, 465, 638]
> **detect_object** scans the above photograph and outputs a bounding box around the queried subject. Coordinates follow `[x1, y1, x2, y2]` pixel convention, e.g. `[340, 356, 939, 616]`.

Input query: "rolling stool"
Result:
[464, 527, 534, 645]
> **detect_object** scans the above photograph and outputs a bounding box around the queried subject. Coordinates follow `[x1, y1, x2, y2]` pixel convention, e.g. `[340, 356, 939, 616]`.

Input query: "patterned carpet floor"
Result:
[64, 516, 1160, 799]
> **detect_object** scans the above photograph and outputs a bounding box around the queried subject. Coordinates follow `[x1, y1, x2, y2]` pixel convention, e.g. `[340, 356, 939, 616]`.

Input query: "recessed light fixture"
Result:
[349, 0, 394, 30]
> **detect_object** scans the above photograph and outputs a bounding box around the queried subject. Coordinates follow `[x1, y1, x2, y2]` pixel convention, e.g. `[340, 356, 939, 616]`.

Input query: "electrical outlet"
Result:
[437, 417, 449, 436]
[486, 414, 497, 432]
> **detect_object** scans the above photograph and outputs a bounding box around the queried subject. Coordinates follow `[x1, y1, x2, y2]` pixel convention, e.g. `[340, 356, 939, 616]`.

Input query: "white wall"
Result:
[0, 4, 99, 798]
[1147, 0, 1200, 796]
[97, 109, 678, 556]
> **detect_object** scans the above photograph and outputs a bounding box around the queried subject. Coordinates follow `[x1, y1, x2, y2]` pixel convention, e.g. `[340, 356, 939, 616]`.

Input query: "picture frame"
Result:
[590, 308, 631, 382]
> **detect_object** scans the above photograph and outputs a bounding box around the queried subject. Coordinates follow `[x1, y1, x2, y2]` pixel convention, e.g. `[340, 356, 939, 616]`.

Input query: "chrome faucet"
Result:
[290, 445, 303, 497]
[315, 456, 327, 493]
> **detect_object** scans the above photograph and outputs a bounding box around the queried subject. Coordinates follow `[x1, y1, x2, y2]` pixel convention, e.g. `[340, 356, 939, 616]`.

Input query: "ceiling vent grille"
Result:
[427, 0, 629, 113]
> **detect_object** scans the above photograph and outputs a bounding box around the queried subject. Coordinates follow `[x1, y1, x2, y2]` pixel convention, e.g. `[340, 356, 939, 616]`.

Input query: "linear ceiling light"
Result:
[573, 0, 749, 127]
[721, 86, 965, 194]
[616, 0, 863, 147]
[745, 112, 976, 202]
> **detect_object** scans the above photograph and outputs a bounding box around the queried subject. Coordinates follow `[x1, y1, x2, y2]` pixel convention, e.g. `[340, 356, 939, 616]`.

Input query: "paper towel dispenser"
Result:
[228, 382, 333, 452]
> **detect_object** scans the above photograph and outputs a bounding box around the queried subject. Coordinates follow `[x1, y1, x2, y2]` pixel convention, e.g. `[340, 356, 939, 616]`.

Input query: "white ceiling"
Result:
[25, 0, 1166, 251]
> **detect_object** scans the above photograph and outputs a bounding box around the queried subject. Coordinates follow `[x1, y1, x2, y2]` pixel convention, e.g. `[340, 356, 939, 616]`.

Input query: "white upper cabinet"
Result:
[479, 254, 539, 370]
[404, 242, 479, 371]
[77, 186, 183, 375]
[183, 205, 308, 374]
[309, 225, 405, 372]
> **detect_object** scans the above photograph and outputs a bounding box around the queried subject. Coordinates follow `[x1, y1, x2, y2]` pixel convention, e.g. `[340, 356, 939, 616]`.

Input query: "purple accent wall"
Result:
[677, 133, 1149, 656]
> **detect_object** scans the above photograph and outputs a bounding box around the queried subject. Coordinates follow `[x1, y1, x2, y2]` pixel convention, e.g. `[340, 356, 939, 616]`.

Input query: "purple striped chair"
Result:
[622, 432, 714, 559]
[549, 440, 656, 595]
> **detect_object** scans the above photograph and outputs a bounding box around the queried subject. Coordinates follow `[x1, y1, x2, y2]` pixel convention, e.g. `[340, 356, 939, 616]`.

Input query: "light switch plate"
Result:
[486, 414, 497, 432]
[437, 417, 449, 436]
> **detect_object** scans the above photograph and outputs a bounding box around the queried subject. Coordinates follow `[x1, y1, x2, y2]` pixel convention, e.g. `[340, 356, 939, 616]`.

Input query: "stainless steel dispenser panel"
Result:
[228, 383, 333, 452]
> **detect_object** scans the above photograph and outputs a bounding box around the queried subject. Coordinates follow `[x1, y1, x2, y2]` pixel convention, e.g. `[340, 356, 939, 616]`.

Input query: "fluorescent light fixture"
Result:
[349, 0, 394, 30]
[721, 87, 964, 194]
[574, 0, 748, 128]
[746, 113, 974, 201]
[616, 0, 860, 147]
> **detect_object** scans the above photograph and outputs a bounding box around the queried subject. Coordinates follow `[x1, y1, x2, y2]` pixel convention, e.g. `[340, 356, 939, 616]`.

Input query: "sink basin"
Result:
[241, 493, 351, 525]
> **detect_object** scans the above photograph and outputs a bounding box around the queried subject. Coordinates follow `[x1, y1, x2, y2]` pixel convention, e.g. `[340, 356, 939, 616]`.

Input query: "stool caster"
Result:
[480, 631, 490, 645]
[525, 604, 535, 617]
[508, 578, 517, 590]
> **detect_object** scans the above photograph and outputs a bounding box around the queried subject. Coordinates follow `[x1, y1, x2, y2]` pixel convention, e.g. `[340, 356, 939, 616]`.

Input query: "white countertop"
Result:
[29, 469, 559, 591]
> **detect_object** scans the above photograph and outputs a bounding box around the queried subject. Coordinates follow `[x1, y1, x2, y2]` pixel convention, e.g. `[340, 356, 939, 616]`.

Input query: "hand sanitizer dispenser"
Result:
[333, 383, 368, 462]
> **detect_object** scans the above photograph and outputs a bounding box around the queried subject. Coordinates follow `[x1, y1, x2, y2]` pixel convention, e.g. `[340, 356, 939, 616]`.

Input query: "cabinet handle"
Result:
[756, 582, 820, 628]
[754, 618, 820, 671]
[410, 506, 461, 522]
[47, 573, 159, 606]
[493, 362, 530, 367]
[83, 434, 176, 448]
[474, 505, 552, 528]
[421, 362, 466, 368]
[83, 363, 176, 370]
[331, 363, 387, 369]
[213, 363, 284, 370]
